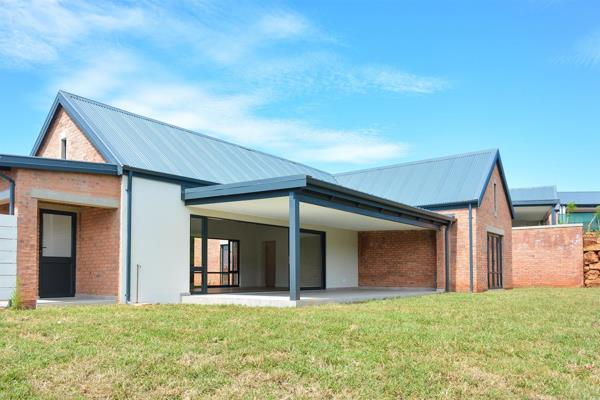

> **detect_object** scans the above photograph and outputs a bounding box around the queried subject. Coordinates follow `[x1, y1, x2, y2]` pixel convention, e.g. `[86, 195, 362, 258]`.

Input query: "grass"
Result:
[1, 288, 599, 399]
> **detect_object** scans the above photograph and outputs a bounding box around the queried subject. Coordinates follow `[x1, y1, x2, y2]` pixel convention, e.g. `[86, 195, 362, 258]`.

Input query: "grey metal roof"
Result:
[29, 91, 513, 215]
[336, 149, 513, 213]
[558, 191, 600, 206]
[31, 91, 336, 184]
[510, 186, 558, 205]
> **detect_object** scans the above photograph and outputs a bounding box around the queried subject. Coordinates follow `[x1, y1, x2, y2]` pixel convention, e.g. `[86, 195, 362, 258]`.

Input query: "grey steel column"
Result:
[289, 191, 300, 301]
[202, 216, 208, 294]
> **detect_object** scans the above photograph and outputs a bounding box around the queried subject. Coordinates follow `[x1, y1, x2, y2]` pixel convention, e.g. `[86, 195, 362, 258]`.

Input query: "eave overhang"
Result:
[184, 175, 455, 230]
[0, 154, 121, 175]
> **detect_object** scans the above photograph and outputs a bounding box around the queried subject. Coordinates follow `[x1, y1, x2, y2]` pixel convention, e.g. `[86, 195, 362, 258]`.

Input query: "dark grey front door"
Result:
[39, 210, 76, 298]
[487, 233, 503, 289]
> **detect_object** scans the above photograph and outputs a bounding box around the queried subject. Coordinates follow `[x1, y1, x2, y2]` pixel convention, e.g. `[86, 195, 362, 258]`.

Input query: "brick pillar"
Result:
[14, 172, 39, 308]
[436, 227, 446, 291]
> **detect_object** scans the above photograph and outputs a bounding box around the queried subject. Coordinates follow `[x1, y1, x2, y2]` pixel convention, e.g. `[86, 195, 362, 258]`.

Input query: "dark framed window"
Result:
[493, 182, 497, 214]
[60, 138, 67, 160]
[211, 240, 239, 287]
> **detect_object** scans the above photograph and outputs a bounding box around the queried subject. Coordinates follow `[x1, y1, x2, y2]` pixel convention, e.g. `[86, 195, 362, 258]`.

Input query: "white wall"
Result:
[123, 181, 359, 304]
[322, 228, 358, 288]
[0, 214, 17, 300]
[130, 177, 189, 303]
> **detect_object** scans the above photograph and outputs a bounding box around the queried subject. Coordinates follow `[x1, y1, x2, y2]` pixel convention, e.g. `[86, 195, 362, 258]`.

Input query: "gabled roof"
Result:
[31, 91, 336, 184]
[510, 185, 559, 206]
[558, 191, 600, 207]
[30, 91, 513, 215]
[336, 149, 514, 217]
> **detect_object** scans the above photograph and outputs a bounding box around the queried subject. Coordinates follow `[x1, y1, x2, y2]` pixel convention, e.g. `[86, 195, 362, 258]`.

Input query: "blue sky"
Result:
[1, 0, 599, 190]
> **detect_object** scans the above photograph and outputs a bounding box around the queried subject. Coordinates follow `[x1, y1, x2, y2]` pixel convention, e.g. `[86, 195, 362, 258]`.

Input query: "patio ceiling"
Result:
[189, 196, 426, 231]
[184, 175, 454, 231]
[513, 204, 554, 222]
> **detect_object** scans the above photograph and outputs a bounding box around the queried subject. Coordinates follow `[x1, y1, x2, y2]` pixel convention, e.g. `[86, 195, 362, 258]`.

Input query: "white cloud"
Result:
[109, 80, 408, 165]
[256, 11, 312, 39]
[574, 30, 600, 67]
[133, 2, 323, 66]
[4, 0, 448, 166]
[357, 66, 450, 94]
[51, 52, 408, 165]
[0, 0, 144, 65]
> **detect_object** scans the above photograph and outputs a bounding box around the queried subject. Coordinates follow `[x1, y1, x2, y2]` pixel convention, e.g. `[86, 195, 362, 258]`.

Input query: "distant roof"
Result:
[510, 186, 558, 206]
[30, 91, 336, 185]
[558, 191, 600, 207]
[336, 149, 514, 215]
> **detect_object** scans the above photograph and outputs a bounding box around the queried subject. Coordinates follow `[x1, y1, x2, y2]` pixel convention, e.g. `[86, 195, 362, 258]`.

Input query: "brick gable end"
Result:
[36, 107, 106, 163]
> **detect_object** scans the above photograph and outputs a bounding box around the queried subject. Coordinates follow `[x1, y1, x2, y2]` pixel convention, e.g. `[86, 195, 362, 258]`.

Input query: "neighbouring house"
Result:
[557, 191, 600, 231]
[509, 186, 600, 232]
[0, 91, 514, 308]
[508, 187, 599, 290]
[510, 186, 560, 227]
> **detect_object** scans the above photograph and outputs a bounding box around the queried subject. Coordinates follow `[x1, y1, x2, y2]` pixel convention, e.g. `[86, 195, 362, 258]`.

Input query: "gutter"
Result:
[125, 170, 133, 302]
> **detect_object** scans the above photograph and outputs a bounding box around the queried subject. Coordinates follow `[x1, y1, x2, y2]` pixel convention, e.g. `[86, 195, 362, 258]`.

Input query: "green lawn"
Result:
[1, 289, 599, 399]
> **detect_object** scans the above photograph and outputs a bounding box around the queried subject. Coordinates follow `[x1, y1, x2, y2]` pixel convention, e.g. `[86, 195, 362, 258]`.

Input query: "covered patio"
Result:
[182, 287, 438, 307]
[184, 175, 454, 306]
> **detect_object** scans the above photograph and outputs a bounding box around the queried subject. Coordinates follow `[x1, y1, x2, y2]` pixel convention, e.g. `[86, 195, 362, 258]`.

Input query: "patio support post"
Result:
[201, 216, 208, 294]
[289, 191, 300, 301]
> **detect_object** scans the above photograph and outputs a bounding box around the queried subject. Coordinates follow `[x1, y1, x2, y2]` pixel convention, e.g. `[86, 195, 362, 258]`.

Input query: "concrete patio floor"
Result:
[181, 287, 439, 308]
[37, 295, 117, 307]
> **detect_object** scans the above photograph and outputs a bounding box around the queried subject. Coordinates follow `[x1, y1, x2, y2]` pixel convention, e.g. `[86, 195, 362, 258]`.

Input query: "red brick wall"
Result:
[437, 208, 469, 292]
[435, 227, 446, 290]
[512, 225, 583, 288]
[433, 165, 513, 293]
[207, 239, 223, 286]
[76, 207, 120, 296]
[0, 204, 8, 214]
[358, 230, 437, 288]
[11, 168, 121, 307]
[191, 239, 224, 286]
[36, 106, 105, 163]
[474, 165, 513, 291]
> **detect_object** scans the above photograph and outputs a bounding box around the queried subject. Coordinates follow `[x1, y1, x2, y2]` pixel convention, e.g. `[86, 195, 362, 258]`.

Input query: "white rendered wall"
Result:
[130, 177, 189, 303]
[0, 214, 17, 301]
[323, 228, 358, 288]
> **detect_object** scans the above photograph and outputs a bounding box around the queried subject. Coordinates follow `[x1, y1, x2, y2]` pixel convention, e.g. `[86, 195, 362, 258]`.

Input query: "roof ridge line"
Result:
[512, 185, 557, 190]
[335, 148, 499, 176]
[58, 90, 335, 178]
[558, 190, 600, 194]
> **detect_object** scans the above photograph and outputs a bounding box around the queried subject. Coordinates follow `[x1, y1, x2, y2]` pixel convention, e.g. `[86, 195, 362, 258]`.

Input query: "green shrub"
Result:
[9, 279, 24, 309]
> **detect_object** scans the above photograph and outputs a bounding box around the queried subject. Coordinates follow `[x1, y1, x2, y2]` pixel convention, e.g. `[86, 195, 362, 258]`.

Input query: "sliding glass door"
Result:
[190, 216, 241, 293]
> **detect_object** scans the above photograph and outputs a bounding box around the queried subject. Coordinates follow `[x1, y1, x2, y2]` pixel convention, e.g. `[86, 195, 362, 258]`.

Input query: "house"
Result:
[509, 186, 600, 231]
[557, 191, 600, 230]
[510, 186, 559, 227]
[0, 91, 514, 308]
